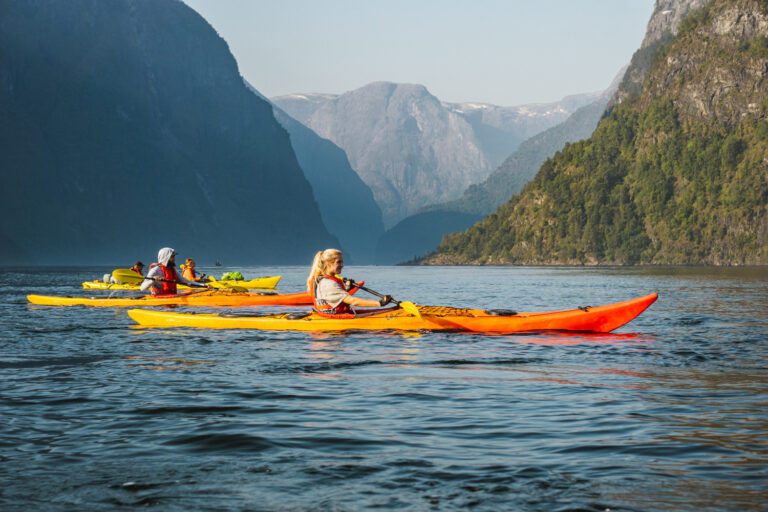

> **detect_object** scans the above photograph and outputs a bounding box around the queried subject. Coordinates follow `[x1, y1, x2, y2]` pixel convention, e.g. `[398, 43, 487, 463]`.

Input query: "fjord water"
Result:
[2, 266, 766, 511]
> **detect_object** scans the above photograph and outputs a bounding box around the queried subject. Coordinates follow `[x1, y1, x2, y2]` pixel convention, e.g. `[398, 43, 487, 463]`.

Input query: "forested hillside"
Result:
[424, 0, 768, 265]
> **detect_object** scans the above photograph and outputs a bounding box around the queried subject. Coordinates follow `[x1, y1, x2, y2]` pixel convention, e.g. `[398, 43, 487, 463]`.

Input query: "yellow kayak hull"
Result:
[28, 289, 311, 307]
[82, 275, 281, 290]
[127, 294, 658, 333]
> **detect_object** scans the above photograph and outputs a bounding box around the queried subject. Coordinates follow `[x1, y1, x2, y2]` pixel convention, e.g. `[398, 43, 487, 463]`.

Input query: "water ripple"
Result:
[163, 432, 276, 453]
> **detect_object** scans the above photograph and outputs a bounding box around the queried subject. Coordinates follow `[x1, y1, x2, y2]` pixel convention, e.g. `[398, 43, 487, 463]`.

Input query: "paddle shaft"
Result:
[145, 275, 250, 293]
[141, 276, 207, 288]
[114, 269, 208, 288]
[347, 280, 400, 305]
[341, 279, 422, 318]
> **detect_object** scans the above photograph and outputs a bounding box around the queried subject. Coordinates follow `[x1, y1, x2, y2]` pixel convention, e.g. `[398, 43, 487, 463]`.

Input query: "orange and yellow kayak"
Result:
[28, 289, 311, 308]
[127, 293, 658, 333]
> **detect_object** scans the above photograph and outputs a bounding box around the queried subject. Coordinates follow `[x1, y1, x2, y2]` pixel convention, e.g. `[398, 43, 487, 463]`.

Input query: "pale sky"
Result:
[183, 0, 654, 106]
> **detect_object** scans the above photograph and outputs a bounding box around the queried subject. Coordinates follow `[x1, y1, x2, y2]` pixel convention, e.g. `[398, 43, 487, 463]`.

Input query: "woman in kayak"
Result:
[181, 258, 208, 282]
[140, 248, 209, 295]
[307, 248, 392, 315]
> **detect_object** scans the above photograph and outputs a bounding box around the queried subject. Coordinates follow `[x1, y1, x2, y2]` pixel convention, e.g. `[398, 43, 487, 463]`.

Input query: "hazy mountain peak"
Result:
[286, 81, 488, 227]
[273, 83, 599, 227]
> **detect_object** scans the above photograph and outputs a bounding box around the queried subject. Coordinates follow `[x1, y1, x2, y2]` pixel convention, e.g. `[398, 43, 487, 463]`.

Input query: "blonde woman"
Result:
[307, 249, 392, 315]
[181, 258, 207, 282]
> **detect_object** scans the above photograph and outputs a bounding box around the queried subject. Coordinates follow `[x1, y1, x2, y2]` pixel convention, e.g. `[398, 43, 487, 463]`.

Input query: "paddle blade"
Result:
[399, 301, 422, 319]
[207, 281, 248, 293]
[112, 268, 144, 284]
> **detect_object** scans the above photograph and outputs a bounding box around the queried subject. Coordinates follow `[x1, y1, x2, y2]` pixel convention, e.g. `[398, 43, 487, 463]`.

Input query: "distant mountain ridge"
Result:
[433, 69, 625, 217]
[275, 82, 491, 227]
[272, 83, 596, 227]
[424, 0, 767, 266]
[442, 93, 601, 167]
[0, 0, 337, 265]
[374, 73, 619, 264]
[277, 90, 599, 170]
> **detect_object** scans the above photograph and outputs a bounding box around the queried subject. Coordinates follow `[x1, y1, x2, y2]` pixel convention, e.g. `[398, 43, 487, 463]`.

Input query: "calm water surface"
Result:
[1, 266, 767, 511]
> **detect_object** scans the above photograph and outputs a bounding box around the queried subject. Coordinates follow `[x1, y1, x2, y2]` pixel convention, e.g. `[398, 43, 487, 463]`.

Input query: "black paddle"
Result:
[140, 276, 212, 294]
[114, 269, 246, 292]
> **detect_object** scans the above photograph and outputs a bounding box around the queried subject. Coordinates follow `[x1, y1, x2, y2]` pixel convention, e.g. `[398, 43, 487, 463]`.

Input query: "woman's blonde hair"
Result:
[185, 258, 195, 266]
[306, 248, 342, 291]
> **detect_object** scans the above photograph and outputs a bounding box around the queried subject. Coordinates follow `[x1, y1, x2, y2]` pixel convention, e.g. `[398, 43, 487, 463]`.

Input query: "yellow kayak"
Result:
[127, 294, 658, 333]
[82, 275, 281, 290]
[28, 289, 311, 307]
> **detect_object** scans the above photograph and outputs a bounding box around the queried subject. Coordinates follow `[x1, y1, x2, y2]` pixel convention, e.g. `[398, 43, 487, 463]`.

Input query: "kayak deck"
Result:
[28, 289, 311, 307]
[127, 293, 658, 333]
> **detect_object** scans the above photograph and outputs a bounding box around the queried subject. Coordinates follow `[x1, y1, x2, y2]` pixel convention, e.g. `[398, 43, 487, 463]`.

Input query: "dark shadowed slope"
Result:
[0, 0, 336, 265]
[271, 107, 384, 263]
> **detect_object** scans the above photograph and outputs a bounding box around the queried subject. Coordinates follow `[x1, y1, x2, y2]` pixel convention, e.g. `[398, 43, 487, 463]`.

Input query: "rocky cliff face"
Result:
[612, 0, 711, 105]
[0, 0, 337, 264]
[643, 2, 768, 124]
[424, 0, 768, 266]
[273, 83, 595, 227]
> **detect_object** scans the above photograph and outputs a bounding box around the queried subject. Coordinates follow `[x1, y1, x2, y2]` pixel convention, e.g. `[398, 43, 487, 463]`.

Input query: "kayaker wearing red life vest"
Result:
[306, 248, 393, 315]
[140, 247, 208, 296]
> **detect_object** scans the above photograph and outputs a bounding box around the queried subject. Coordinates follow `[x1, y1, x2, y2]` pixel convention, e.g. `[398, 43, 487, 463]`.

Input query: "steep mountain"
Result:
[612, 0, 711, 106]
[0, 0, 338, 265]
[276, 82, 491, 227]
[424, 0, 768, 266]
[273, 84, 594, 227]
[375, 75, 619, 264]
[271, 106, 384, 263]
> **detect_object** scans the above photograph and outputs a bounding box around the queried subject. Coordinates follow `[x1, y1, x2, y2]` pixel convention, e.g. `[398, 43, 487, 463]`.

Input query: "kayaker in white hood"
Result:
[140, 247, 209, 295]
[157, 247, 175, 266]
